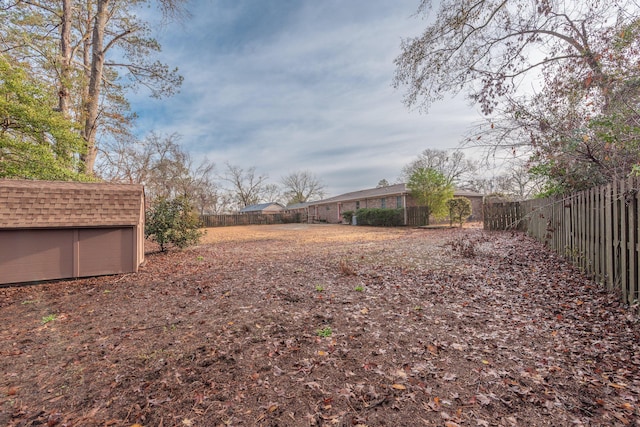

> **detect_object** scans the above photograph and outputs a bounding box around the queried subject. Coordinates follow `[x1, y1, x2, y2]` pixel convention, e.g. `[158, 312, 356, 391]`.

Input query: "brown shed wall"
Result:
[0, 179, 144, 285]
[0, 228, 135, 284]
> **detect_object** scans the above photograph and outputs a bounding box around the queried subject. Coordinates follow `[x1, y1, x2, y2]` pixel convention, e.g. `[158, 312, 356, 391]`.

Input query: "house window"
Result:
[356, 201, 360, 210]
[397, 196, 402, 207]
[381, 198, 386, 208]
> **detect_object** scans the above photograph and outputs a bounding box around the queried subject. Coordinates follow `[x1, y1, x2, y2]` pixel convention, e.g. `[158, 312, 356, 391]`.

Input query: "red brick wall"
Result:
[311, 193, 483, 224]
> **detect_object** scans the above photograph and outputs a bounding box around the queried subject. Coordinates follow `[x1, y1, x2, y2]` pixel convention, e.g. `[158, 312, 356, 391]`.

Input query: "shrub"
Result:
[447, 197, 472, 227]
[355, 208, 403, 226]
[342, 210, 355, 224]
[145, 196, 204, 251]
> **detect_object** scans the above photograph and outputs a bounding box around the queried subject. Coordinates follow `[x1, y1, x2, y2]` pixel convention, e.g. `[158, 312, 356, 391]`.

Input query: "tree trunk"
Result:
[81, 0, 109, 174]
[58, 0, 72, 118]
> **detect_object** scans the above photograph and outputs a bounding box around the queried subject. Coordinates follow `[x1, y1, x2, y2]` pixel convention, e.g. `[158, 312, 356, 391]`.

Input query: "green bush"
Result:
[447, 197, 472, 227]
[355, 208, 403, 226]
[145, 196, 204, 251]
[342, 210, 355, 224]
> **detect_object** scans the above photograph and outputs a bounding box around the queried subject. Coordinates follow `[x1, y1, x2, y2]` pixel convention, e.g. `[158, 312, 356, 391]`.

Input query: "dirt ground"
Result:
[1, 224, 639, 426]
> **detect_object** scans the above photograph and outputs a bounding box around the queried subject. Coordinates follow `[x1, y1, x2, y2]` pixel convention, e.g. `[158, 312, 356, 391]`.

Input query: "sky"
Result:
[130, 0, 485, 198]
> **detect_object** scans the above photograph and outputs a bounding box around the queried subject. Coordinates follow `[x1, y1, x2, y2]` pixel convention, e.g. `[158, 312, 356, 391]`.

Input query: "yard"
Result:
[1, 224, 639, 426]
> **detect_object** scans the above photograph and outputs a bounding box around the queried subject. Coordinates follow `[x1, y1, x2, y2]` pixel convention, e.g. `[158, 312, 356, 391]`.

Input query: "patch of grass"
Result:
[315, 285, 325, 292]
[196, 255, 204, 261]
[41, 314, 57, 324]
[354, 285, 364, 292]
[317, 327, 332, 337]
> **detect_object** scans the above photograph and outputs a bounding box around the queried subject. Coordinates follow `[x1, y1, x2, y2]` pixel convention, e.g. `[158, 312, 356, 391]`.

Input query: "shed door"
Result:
[78, 228, 133, 277]
[0, 227, 134, 285]
[0, 229, 74, 284]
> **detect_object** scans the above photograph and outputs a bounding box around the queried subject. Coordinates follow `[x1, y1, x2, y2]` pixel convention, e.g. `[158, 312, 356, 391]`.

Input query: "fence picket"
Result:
[628, 177, 637, 305]
[605, 183, 614, 290]
[590, 188, 597, 278]
[635, 176, 640, 305]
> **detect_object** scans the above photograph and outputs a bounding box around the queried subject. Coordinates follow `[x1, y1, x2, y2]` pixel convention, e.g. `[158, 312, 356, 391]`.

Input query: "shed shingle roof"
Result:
[0, 179, 144, 229]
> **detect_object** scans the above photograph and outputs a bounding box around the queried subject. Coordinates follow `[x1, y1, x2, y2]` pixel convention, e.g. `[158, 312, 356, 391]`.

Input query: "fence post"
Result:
[635, 176, 640, 309]
[604, 183, 613, 290]
[627, 177, 637, 306]
[620, 180, 628, 303]
[597, 186, 604, 284]
[589, 187, 595, 277]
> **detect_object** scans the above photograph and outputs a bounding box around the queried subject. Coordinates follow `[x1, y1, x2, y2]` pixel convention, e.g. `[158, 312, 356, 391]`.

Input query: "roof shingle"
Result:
[0, 179, 144, 229]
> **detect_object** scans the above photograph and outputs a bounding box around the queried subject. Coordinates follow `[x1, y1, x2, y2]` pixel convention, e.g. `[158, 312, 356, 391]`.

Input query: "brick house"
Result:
[0, 179, 145, 285]
[307, 183, 483, 225]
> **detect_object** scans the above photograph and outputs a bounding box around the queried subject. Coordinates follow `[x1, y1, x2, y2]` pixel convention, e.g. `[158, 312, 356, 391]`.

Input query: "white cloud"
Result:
[129, 0, 484, 196]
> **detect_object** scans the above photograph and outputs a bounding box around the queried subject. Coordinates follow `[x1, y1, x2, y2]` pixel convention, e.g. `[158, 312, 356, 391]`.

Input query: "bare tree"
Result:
[464, 161, 545, 199]
[394, 0, 640, 192]
[402, 149, 476, 187]
[281, 170, 326, 205]
[221, 163, 270, 209]
[262, 184, 283, 205]
[98, 132, 219, 214]
[394, 0, 634, 114]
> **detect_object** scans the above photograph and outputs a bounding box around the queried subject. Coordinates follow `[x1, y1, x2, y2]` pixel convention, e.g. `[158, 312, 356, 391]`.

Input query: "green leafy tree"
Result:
[0, 0, 186, 174]
[407, 167, 454, 225]
[145, 196, 203, 252]
[447, 197, 472, 227]
[0, 55, 88, 180]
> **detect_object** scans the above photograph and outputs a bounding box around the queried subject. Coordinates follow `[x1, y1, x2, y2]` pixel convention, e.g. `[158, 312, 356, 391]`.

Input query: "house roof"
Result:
[452, 189, 485, 198]
[239, 202, 284, 213]
[0, 179, 144, 229]
[309, 183, 483, 205]
[285, 202, 311, 210]
[311, 183, 409, 205]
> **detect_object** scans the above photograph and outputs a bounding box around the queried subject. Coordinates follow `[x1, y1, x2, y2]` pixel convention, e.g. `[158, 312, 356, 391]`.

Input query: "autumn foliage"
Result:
[0, 225, 638, 426]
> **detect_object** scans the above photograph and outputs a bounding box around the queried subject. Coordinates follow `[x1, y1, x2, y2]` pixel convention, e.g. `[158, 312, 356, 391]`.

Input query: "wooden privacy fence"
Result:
[406, 206, 429, 226]
[200, 212, 307, 227]
[484, 177, 639, 311]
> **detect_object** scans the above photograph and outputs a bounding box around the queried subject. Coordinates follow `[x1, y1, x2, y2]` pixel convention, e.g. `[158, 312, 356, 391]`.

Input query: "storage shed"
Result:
[0, 179, 145, 285]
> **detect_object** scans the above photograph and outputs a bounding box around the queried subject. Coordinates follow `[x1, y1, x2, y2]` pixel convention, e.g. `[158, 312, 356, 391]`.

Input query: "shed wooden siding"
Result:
[0, 179, 144, 285]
